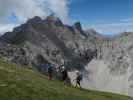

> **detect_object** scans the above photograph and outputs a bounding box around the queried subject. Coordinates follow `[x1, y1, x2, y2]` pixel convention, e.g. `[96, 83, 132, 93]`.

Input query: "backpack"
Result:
[77, 74, 83, 81]
[48, 64, 53, 73]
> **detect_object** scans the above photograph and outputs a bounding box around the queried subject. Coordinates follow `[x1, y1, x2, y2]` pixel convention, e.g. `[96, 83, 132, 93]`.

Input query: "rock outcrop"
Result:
[79, 32, 133, 97]
[0, 15, 97, 72]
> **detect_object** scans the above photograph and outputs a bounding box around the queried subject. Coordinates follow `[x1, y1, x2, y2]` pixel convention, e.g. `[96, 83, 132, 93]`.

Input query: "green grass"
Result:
[0, 58, 132, 100]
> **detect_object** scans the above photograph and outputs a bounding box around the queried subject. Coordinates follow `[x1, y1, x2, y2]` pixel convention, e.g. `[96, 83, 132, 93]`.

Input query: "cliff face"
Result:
[0, 15, 98, 71]
[78, 32, 133, 97]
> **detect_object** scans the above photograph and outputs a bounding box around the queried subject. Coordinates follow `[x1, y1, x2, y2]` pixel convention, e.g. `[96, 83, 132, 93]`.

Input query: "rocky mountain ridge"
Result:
[0, 15, 98, 71]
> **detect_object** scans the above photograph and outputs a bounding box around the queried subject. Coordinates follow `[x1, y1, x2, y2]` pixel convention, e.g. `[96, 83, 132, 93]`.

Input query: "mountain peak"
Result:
[73, 22, 88, 37]
[73, 22, 82, 31]
[27, 16, 42, 23]
[45, 15, 63, 26]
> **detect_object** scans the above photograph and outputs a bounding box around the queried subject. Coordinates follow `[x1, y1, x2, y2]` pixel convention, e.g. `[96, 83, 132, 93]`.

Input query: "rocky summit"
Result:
[0, 15, 97, 71]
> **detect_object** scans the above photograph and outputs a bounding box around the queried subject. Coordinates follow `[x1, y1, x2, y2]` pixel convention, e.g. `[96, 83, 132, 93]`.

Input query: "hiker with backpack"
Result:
[74, 70, 83, 88]
[47, 63, 53, 80]
[60, 65, 68, 81]
[60, 65, 71, 85]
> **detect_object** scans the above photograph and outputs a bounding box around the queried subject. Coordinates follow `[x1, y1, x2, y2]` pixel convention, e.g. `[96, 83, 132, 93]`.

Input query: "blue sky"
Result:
[69, 0, 133, 22]
[0, 0, 133, 35]
[69, 0, 133, 35]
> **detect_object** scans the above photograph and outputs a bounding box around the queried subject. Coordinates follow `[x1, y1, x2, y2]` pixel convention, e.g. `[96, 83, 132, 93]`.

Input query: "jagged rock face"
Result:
[77, 32, 133, 97]
[99, 32, 133, 76]
[0, 42, 30, 66]
[0, 15, 97, 71]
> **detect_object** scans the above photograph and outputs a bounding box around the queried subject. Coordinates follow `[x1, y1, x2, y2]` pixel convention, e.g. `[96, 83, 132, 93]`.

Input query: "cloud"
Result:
[0, 0, 69, 34]
[48, 0, 69, 23]
[120, 18, 133, 22]
[89, 19, 133, 35]
[0, 24, 17, 35]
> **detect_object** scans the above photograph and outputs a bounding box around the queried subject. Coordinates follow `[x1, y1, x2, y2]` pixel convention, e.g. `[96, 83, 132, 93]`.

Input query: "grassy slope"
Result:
[0, 58, 132, 100]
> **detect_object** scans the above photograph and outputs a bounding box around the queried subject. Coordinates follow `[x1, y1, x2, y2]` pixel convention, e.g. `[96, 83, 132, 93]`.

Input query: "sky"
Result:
[0, 0, 133, 35]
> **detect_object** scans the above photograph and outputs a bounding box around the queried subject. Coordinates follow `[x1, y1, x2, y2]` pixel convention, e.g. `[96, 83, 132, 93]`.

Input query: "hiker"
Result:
[47, 63, 53, 80]
[60, 65, 68, 81]
[60, 65, 71, 85]
[74, 71, 83, 88]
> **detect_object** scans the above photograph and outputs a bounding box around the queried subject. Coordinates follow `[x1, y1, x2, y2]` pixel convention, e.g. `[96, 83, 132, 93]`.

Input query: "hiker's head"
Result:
[76, 70, 80, 75]
[62, 65, 65, 70]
